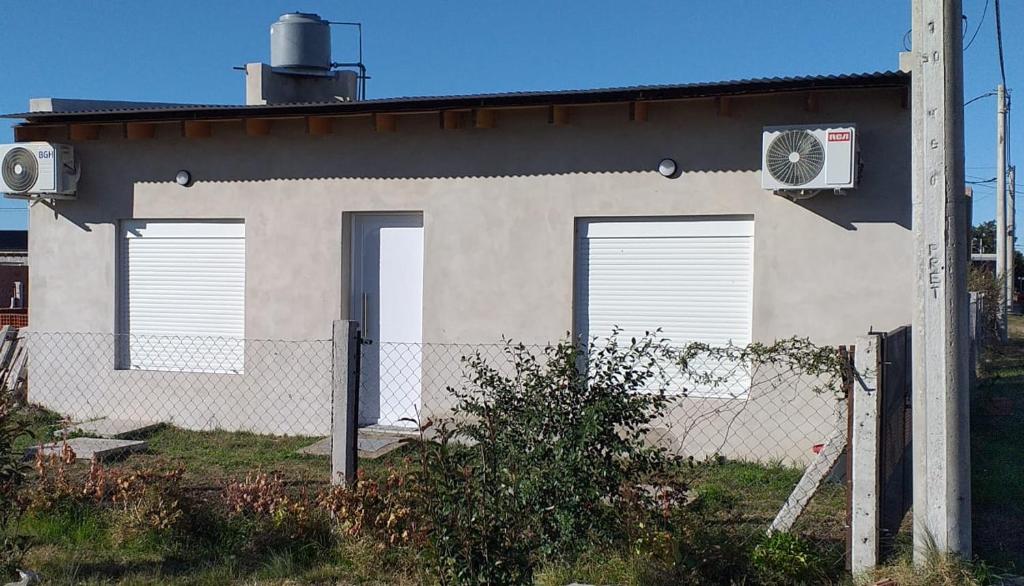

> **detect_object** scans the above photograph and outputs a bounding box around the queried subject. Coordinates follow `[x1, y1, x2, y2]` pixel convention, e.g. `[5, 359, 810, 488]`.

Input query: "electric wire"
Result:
[964, 0, 990, 50]
[966, 91, 997, 106]
[994, 0, 1007, 87]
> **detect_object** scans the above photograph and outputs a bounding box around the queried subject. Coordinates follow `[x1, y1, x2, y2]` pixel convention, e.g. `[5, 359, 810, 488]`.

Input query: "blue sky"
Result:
[1, 1, 1020, 236]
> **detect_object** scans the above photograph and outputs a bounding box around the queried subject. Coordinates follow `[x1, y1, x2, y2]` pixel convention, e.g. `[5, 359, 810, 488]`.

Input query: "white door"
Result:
[574, 217, 754, 397]
[119, 220, 246, 373]
[351, 214, 424, 427]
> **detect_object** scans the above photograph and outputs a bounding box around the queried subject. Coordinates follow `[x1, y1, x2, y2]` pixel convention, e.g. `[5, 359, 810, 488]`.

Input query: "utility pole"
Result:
[1010, 165, 1017, 313]
[997, 84, 1008, 339]
[910, 0, 971, 562]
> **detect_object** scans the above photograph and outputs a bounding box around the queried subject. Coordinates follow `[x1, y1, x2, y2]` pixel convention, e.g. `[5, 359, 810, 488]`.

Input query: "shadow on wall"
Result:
[35, 97, 911, 233]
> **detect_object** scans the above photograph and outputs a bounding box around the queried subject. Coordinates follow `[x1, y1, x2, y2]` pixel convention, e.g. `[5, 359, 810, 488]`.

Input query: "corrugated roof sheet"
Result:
[3, 71, 908, 124]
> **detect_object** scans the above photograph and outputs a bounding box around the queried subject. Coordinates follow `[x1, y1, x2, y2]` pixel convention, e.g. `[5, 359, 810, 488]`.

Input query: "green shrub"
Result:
[0, 387, 31, 578]
[319, 466, 426, 547]
[417, 332, 682, 585]
[970, 266, 1004, 342]
[751, 532, 827, 585]
[222, 472, 332, 556]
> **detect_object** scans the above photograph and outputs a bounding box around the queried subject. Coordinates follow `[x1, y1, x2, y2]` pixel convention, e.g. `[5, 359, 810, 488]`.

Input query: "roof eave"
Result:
[4, 71, 910, 126]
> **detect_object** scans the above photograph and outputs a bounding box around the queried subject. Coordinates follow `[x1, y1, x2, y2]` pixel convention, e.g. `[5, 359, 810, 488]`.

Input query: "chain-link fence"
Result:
[13, 329, 850, 567]
[357, 336, 850, 560]
[21, 331, 847, 461]
[26, 332, 333, 437]
[362, 338, 847, 465]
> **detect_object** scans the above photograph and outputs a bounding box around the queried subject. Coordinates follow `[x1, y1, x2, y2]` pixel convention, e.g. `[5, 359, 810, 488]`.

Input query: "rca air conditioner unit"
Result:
[761, 125, 857, 197]
[1, 142, 79, 200]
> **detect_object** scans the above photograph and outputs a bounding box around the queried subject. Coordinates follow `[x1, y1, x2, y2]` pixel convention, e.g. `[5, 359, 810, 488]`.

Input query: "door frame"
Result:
[347, 212, 425, 339]
[346, 211, 425, 427]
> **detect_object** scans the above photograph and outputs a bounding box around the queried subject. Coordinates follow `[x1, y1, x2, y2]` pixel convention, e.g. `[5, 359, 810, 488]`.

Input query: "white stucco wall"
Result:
[26, 87, 911, 460]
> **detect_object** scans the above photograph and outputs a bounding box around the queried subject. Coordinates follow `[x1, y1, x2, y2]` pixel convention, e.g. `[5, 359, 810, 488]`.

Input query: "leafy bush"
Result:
[319, 467, 425, 547]
[417, 332, 683, 585]
[0, 387, 31, 578]
[105, 466, 188, 547]
[751, 532, 827, 585]
[970, 266, 1004, 343]
[223, 472, 331, 552]
[22, 441, 82, 514]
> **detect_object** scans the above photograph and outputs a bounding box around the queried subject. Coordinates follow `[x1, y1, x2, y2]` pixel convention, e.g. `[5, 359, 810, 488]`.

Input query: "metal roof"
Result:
[4, 71, 908, 125]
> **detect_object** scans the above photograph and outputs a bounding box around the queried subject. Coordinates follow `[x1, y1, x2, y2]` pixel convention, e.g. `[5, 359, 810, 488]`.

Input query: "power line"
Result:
[964, 0, 990, 50]
[965, 91, 997, 106]
[994, 0, 1008, 87]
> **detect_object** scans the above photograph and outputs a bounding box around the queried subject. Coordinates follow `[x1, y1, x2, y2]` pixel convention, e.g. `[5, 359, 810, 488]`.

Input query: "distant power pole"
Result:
[910, 0, 971, 562]
[997, 84, 1008, 339]
[1010, 165, 1018, 311]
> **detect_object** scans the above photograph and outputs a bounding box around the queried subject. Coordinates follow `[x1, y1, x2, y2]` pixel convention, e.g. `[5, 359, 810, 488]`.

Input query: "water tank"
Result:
[270, 13, 331, 72]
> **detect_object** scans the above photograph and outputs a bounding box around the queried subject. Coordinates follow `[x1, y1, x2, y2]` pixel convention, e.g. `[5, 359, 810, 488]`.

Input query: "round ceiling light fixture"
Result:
[175, 170, 193, 187]
[658, 158, 678, 178]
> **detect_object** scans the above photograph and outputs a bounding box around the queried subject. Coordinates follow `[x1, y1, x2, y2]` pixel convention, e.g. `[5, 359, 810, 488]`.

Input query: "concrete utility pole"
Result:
[997, 84, 1008, 339]
[910, 0, 971, 562]
[1008, 165, 1017, 313]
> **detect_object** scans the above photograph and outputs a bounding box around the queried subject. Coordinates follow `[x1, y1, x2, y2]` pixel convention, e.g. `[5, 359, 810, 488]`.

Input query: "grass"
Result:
[2, 410, 848, 584]
[10, 404, 63, 453]
[970, 313, 1024, 572]
[865, 313, 1024, 584]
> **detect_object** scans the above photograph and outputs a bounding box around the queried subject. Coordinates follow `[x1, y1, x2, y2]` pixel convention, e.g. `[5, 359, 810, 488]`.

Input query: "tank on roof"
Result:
[270, 13, 332, 72]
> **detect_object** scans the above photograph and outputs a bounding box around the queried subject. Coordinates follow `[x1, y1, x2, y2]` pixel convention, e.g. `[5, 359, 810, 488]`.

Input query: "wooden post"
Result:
[629, 101, 649, 122]
[440, 110, 461, 130]
[331, 320, 360, 485]
[548, 105, 570, 126]
[125, 123, 156, 140]
[307, 117, 332, 136]
[183, 121, 213, 139]
[374, 113, 397, 133]
[245, 119, 272, 137]
[473, 109, 496, 129]
[851, 334, 881, 573]
[69, 124, 101, 141]
[14, 126, 49, 142]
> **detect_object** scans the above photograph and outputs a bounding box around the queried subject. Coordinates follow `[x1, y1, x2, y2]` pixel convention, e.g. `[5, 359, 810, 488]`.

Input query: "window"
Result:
[574, 217, 754, 397]
[118, 221, 245, 373]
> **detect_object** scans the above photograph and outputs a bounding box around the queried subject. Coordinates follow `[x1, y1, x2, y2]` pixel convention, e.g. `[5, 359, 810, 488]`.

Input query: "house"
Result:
[2, 16, 913, 462]
[0, 230, 28, 328]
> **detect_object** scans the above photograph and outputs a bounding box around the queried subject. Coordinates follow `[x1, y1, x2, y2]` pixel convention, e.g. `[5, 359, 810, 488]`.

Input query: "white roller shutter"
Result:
[119, 221, 245, 373]
[574, 218, 753, 397]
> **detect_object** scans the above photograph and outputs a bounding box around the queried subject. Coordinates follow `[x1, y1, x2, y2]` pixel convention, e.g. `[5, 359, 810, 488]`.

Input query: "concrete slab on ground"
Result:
[297, 431, 410, 459]
[55, 418, 161, 439]
[25, 438, 147, 461]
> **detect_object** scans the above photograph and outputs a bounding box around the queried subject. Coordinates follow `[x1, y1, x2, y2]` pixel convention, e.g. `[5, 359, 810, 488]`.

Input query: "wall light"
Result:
[658, 158, 678, 178]
[175, 170, 193, 187]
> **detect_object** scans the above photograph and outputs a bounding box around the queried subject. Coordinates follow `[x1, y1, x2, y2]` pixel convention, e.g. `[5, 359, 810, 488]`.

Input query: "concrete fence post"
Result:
[851, 334, 881, 573]
[331, 320, 360, 485]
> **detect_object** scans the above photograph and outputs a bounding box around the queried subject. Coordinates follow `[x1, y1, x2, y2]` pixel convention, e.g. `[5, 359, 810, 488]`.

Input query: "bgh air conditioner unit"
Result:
[1, 142, 79, 199]
[761, 125, 857, 197]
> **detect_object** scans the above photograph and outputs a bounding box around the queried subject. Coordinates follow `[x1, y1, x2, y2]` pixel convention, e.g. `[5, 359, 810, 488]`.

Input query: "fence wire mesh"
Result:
[361, 339, 847, 466]
[8, 330, 851, 574]
[26, 332, 333, 438]
[358, 336, 850, 558]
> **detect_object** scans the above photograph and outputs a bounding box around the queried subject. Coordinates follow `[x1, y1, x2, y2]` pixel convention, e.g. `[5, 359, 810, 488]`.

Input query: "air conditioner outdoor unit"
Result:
[1, 142, 79, 200]
[761, 125, 857, 197]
